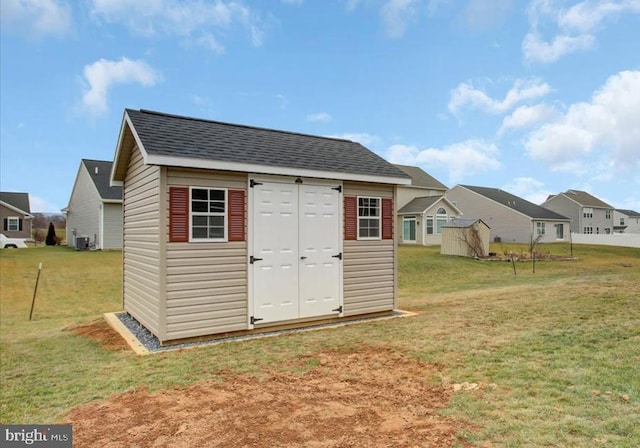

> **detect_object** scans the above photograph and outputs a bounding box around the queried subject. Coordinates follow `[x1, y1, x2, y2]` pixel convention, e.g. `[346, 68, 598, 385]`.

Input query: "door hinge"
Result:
[250, 255, 263, 264]
[332, 185, 342, 192]
[249, 179, 263, 188]
[332, 252, 342, 260]
[250, 316, 264, 325]
[332, 306, 343, 313]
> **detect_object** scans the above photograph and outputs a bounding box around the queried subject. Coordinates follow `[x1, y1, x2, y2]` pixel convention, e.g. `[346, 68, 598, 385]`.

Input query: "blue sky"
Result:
[1, 0, 639, 213]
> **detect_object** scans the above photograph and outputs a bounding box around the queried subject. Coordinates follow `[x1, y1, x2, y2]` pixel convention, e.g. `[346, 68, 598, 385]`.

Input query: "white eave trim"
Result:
[145, 153, 412, 185]
[0, 200, 33, 218]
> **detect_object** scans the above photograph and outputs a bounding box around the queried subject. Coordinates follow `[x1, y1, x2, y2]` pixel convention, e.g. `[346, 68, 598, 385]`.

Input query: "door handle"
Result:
[300, 256, 307, 260]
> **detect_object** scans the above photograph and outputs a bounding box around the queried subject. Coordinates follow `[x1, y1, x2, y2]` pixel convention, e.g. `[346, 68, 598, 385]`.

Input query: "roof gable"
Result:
[0, 191, 31, 214]
[393, 164, 448, 190]
[443, 217, 490, 229]
[398, 195, 460, 215]
[561, 190, 612, 208]
[82, 159, 122, 201]
[460, 185, 570, 221]
[617, 209, 640, 217]
[113, 109, 410, 185]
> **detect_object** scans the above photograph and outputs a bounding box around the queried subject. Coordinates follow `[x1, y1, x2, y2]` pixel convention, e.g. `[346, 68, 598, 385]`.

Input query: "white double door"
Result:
[252, 178, 342, 324]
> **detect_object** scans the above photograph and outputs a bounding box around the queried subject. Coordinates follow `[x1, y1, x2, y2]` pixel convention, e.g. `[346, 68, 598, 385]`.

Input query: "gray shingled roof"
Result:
[562, 190, 612, 208]
[393, 164, 448, 190]
[126, 109, 410, 180]
[443, 218, 489, 229]
[617, 209, 640, 217]
[398, 196, 444, 214]
[461, 185, 570, 220]
[0, 191, 31, 213]
[82, 159, 122, 201]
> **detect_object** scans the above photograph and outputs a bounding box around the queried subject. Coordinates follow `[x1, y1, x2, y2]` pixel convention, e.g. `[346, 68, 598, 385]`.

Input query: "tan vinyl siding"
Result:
[343, 181, 395, 315]
[0, 204, 31, 239]
[164, 168, 248, 341]
[102, 203, 123, 249]
[123, 146, 162, 338]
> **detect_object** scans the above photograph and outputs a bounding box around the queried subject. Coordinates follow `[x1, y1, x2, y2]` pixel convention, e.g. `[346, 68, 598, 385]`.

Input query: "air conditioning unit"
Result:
[75, 236, 90, 250]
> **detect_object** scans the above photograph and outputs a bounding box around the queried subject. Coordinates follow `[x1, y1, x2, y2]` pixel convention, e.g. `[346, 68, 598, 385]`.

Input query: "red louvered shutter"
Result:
[382, 198, 393, 240]
[228, 189, 245, 242]
[344, 196, 357, 240]
[169, 187, 189, 242]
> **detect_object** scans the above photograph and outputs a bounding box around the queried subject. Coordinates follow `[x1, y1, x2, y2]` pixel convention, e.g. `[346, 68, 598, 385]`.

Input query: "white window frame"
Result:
[357, 196, 381, 240]
[605, 209, 611, 219]
[583, 226, 593, 234]
[7, 217, 20, 231]
[189, 187, 228, 242]
[555, 223, 564, 240]
[583, 207, 593, 218]
[402, 217, 417, 243]
[435, 208, 447, 235]
[536, 222, 546, 236]
[425, 216, 434, 235]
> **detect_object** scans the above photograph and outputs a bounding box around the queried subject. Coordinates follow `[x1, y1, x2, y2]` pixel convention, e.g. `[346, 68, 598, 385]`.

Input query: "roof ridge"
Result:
[132, 109, 356, 144]
[82, 158, 113, 164]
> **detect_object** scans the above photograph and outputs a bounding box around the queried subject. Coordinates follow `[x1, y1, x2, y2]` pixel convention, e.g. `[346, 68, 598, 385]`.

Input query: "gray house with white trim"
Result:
[613, 209, 640, 234]
[0, 192, 33, 239]
[64, 159, 123, 249]
[541, 190, 614, 235]
[110, 109, 410, 344]
[446, 185, 570, 243]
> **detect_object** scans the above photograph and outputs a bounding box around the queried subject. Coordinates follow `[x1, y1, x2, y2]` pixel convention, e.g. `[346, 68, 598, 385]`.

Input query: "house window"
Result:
[425, 216, 434, 235]
[620, 218, 625, 226]
[402, 217, 416, 242]
[605, 209, 611, 219]
[556, 223, 564, 239]
[604, 228, 611, 234]
[436, 208, 447, 234]
[536, 222, 546, 236]
[583, 207, 593, 218]
[191, 188, 226, 241]
[6, 217, 20, 231]
[358, 197, 380, 239]
[596, 227, 600, 234]
[583, 227, 593, 234]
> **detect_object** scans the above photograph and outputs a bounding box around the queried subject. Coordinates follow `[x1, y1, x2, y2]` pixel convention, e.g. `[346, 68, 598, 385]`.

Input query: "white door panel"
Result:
[299, 184, 341, 318]
[252, 183, 299, 323]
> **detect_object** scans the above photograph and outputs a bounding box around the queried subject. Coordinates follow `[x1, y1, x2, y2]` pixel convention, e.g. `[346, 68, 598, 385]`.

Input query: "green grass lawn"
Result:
[1, 244, 639, 447]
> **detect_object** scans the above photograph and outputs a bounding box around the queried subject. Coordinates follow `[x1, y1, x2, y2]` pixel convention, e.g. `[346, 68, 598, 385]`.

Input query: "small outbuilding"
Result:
[110, 109, 411, 344]
[441, 218, 490, 258]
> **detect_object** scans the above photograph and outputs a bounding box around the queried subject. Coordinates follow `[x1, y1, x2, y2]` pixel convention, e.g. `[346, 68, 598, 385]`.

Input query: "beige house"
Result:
[392, 165, 457, 245]
[441, 218, 490, 258]
[110, 109, 410, 344]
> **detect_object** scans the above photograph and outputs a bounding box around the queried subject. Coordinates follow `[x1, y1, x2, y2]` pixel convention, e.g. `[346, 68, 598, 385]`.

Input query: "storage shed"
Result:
[441, 218, 490, 258]
[110, 109, 411, 344]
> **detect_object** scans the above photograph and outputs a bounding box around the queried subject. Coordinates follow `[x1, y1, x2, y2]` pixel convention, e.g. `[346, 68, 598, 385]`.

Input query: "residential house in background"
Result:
[393, 164, 448, 208]
[63, 159, 123, 249]
[392, 164, 457, 245]
[110, 109, 410, 343]
[446, 185, 570, 243]
[541, 190, 614, 235]
[613, 209, 640, 234]
[0, 191, 33, 239]
[397, 195, 461, 245]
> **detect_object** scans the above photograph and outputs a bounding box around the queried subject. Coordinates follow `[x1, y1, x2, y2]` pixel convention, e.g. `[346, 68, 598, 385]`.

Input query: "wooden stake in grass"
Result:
[510, 251, 517, 276]
[29, 262, 43, 321]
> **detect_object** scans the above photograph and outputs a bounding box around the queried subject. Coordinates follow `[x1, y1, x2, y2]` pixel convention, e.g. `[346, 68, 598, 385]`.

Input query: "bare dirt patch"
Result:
[68, 347, 466, 447]
[69, 320, 130, 351]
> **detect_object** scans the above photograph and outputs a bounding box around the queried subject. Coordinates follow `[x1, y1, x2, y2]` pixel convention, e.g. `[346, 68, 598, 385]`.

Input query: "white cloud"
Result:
[448, 78, 552, 116]
[525, 70, 640, 177]
[502, 177, 553, 205]
[81, 57, 162, 114]
[386, 139, 501, 183]
[0, 0, 73, 38]
[498, 103, 556, 135]
[190, 33, 226, 54]
[89, 0, 266, 50]
[307, 112, 333, 123]
[30, 195, 61, 213]
[522, 32, 594, 64]
[380, 0, 419, 38]
[523, 0, 640, 64]
[461, 0, 514, 30]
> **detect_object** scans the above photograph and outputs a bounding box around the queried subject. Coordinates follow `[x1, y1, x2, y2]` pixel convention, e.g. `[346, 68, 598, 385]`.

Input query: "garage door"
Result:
[251, 178, 342, 325]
